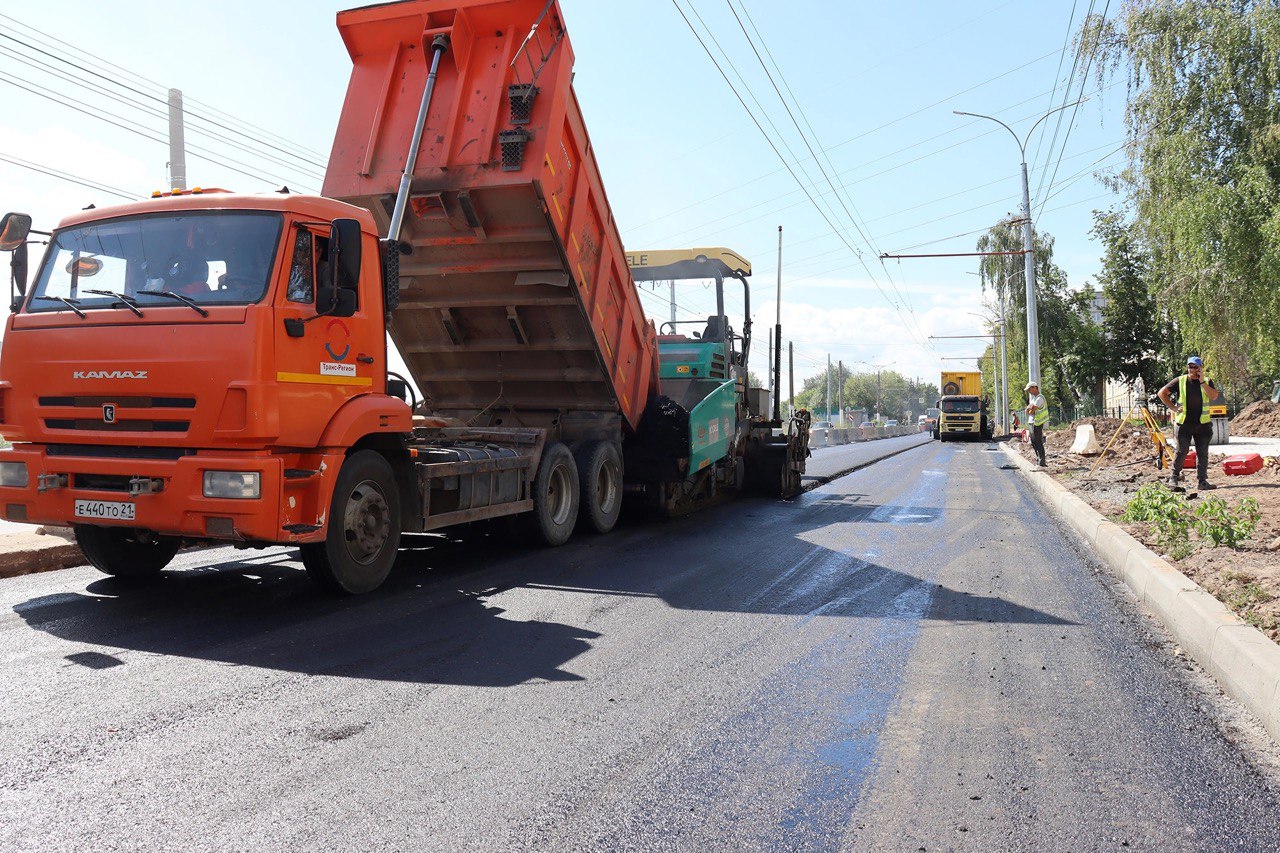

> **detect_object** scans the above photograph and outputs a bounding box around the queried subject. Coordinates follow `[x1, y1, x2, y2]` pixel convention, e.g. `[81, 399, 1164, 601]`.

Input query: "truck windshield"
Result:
[941, 399, 981, 413]
[27, 211, 283, 313]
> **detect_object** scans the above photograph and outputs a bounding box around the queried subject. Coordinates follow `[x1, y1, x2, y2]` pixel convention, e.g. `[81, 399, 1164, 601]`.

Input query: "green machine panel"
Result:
[687, 378, 737, 473]
[657, 340, 729, 381]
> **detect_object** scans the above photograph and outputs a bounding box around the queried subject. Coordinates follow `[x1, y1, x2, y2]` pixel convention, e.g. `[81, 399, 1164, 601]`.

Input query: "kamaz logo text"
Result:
[72, 370, 149, 380]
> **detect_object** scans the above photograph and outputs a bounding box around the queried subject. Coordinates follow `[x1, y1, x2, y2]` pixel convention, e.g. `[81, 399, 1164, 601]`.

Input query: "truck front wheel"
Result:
[301, 450, 402, 595]
[74, 525, 181, 579]
[576, 440, 622, 534]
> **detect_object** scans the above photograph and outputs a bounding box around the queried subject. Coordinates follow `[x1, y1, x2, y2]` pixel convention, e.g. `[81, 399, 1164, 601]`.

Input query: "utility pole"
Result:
[167, 88, 187, 191]
[876, 369, 882, 423]
[954, 101, 1081, 388]
[788, 341, 794, 418]
[773, 225, 783, 422]
[838, 360, 845, 426]
[825, 354, 832, 422]
[668, 280, 676, 327]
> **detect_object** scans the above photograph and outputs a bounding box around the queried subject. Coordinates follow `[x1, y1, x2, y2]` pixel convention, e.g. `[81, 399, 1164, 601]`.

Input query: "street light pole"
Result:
[999, 288, 1010, 434]
[953, 101, 1082, 388]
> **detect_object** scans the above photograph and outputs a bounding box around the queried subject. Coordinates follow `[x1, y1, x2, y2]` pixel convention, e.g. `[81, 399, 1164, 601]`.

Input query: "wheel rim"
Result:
[547, 463, 574, 526]
[342, 479, 391, 565]
[595, 458, 620, 514]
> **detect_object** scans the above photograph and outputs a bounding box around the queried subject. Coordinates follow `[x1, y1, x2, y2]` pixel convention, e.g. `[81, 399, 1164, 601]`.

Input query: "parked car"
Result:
[812, 421, 834, 430]
[859, 421, 874, 428]
[884, 419, 899, 427]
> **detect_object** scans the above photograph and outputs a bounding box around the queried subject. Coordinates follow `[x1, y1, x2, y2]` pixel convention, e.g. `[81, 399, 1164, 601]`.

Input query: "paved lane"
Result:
[1, 439, 1277, 850]
[803, 432, 932, 483]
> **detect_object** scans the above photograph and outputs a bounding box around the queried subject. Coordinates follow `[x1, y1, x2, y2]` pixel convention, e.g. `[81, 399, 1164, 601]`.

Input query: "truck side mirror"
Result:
[316, 218, 362, 318]
[0, 213, 32, 252]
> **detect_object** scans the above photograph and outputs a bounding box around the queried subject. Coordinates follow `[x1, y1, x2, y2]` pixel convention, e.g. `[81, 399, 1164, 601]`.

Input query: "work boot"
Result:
[1168, 475, 1185, 493]
[1197, 481, 1217, 491]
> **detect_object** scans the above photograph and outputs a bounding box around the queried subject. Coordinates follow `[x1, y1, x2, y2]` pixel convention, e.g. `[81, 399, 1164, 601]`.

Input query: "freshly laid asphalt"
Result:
[2, 437, 1279, 850]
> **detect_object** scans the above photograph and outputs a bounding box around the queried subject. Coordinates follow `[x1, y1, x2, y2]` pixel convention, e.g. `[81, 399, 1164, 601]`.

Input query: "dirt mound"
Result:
[1055, 417, 1159, 465]
[1231, 400, 1280, 437]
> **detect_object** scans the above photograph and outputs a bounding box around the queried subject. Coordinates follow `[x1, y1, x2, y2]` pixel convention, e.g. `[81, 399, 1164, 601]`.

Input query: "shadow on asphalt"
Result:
[11, 458, 1073, 686]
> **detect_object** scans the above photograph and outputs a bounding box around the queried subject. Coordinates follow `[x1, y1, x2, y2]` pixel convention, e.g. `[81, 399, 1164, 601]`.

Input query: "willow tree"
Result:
[975, 218, 1102, 412]
[1083, 1, 1280, 393]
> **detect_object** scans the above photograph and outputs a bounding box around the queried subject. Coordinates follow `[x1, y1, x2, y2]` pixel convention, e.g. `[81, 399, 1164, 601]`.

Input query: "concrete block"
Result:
[1092, 521, 1139, 572]
[1142, 562, 1201, 627]
[1068, 424, 1103, 455]
[1119, 550, 1163, 600]
[1209, 625, 1280, 742]
[1059, 493, 1103, 544]
[1169, 587, 1242, 665]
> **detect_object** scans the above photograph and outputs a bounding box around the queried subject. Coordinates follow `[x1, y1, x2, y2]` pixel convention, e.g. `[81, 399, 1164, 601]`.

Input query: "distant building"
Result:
[1104, 377, 1144, 415]
[1087, 290, 1106, 325]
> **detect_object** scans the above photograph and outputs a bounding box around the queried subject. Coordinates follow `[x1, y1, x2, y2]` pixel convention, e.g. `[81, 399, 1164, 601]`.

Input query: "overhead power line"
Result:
[0, 68, 315, 190]
[0, 151, 139, 200]
[0, 13, 328, 166]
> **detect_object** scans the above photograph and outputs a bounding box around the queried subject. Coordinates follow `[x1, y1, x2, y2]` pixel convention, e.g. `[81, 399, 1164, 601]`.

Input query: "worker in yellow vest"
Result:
[1024, 381, 1049, 467]
[1157, 355, 1221, 492]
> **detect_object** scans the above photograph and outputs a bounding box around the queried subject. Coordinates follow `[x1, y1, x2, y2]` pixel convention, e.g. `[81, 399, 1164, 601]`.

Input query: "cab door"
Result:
[274, 224, 384, 447]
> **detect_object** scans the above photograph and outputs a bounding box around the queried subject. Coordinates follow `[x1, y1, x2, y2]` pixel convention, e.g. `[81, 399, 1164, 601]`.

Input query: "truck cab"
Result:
[0, 192, 411, 565]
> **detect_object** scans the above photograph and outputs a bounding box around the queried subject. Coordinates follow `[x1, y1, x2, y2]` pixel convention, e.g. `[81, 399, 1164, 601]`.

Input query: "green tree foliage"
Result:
[1091, 209, 1173, 393]
[976, 218, 1103, 412]
[1084, 1, 1280, 393]
[793, 366, 937, 422]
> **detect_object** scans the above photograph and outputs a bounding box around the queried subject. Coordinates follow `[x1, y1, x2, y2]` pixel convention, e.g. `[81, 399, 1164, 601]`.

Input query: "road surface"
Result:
[2, 438, 1278, 850]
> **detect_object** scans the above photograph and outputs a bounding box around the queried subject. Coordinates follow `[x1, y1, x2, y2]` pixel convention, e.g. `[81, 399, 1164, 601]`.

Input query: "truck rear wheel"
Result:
[520, 442, 579, 546]
[576, 440, 622, 534]
[74, 525, 180, 578]
[301, 450, 402, 595]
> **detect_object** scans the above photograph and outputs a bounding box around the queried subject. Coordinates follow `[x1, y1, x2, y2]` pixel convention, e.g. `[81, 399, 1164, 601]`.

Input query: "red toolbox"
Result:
[1223, 453, 1264, 476]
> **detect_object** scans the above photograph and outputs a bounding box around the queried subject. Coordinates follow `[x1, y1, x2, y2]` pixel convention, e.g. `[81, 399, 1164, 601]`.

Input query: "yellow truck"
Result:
[936, 371, 990, 441]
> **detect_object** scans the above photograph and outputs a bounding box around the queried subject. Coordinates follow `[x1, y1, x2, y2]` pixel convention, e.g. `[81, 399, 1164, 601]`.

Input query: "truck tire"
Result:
[301, 450, 401, 595]
[74, 525, 180, 579]
[520, 442, 579, 546]
[1211, 417, 1229, 446]
[576, 440, 622, 534]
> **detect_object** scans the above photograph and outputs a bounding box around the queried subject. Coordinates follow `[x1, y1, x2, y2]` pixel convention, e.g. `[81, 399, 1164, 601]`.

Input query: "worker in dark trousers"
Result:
[1157, 355, 1221, 491]
[1024, 381, 1048, 467]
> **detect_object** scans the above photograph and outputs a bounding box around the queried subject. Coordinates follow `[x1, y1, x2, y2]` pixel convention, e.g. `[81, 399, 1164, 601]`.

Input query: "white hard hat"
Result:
[1024, 381, 1038, 391]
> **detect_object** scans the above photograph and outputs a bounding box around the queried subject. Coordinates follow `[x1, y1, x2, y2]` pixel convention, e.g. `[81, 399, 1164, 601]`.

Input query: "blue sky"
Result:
[0, 0, 1127, 389]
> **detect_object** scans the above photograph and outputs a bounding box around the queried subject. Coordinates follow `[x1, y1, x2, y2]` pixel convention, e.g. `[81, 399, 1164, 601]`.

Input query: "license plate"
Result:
[74, 500, 136, 521]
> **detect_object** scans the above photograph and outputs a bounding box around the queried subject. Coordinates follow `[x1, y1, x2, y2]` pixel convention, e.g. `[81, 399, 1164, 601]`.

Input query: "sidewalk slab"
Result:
[0, 531, 85, 578]
[1000, 441, 1280, 745]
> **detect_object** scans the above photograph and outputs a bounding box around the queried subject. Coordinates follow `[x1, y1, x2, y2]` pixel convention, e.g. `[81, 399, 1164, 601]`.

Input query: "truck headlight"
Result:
[202, 471, 260, 500]
[0, 461, 28, 488]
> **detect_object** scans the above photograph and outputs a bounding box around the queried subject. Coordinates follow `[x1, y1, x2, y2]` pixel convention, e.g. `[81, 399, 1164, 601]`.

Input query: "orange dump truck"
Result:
[0, 0, 805, 594]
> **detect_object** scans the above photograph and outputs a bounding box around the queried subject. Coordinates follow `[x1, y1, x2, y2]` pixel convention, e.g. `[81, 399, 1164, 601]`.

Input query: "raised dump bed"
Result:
[323, 0, 658, 432]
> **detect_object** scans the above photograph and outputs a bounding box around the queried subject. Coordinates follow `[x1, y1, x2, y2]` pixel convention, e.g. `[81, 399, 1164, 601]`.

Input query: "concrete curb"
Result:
[1000, 442, 1280, 743]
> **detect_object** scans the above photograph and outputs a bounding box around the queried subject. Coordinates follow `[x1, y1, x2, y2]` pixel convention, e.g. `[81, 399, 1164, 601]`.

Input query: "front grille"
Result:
[73, 473, 134, 492]
[45, 419, 189, 433]
[48, 444, 193, 460]
[39, 396, 195, 409]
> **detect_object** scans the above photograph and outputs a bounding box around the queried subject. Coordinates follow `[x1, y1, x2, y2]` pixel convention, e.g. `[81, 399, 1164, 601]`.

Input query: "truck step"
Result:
[284, 468, 320, 480]
[283, 523, 322, 534]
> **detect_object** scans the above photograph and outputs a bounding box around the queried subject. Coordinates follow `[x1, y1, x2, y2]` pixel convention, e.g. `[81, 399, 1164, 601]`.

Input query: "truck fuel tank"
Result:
[416, 443, 523, 512]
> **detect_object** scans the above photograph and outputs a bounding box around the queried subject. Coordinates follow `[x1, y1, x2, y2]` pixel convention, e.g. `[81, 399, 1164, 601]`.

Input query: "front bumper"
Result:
[0, 444, 334, 543]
